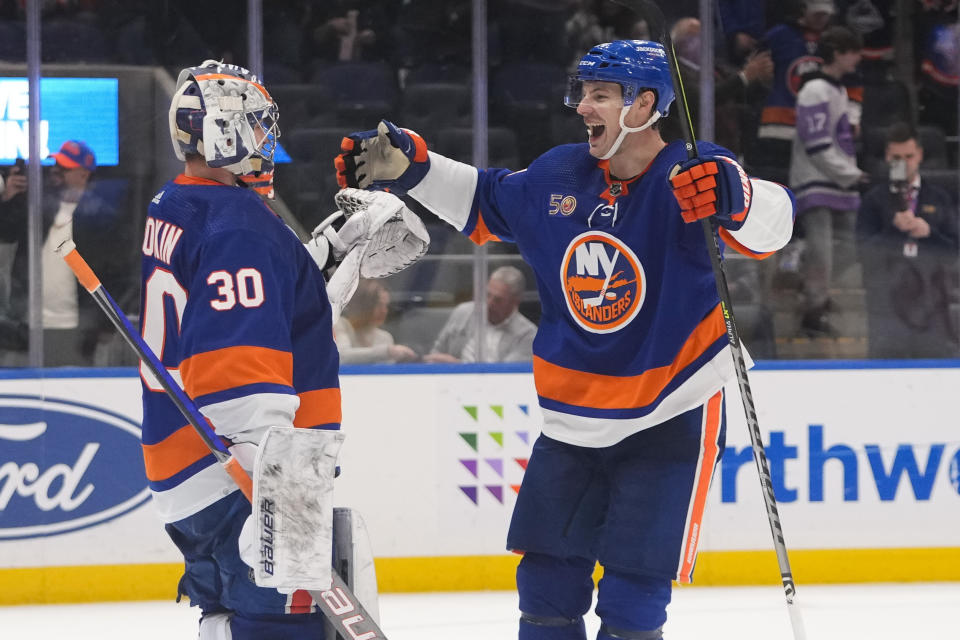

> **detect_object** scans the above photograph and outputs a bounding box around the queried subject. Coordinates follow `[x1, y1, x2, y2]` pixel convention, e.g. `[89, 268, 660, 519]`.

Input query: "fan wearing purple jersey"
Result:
[336, 40, 795, 640]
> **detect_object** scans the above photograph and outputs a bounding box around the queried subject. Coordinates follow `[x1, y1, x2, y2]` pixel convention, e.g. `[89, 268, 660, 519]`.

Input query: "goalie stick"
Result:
[609, 2, 807, 638]
[56, 239, 389, 640]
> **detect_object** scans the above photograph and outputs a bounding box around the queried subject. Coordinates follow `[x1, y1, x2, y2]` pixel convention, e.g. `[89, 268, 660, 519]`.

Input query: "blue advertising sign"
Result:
[0, 77, 119, 166]
[0, 395, 149, 540]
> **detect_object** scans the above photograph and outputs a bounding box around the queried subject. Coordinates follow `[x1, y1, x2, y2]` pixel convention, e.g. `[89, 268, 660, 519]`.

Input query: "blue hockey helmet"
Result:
[565, 40, 675, 117]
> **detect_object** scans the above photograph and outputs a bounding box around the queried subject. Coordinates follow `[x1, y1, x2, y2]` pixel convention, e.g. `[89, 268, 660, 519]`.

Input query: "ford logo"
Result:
[0, 394, 149, 540]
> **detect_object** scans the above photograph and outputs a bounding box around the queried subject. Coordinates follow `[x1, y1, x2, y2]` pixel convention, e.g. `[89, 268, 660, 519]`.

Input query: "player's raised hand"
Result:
[335, 120, 430, 194]
[669, 156, 752, 230]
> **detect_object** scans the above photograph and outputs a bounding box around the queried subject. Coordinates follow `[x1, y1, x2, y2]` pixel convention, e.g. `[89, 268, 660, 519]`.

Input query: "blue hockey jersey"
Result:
[410, 141, 794, 447]
[139, 175, 340, 522]
[758, 22, 824, 142]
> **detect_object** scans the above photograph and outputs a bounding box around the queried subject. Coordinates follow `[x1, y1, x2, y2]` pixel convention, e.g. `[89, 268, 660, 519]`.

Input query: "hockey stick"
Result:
[583, 250, 621, 307]
[55, 239, 389, 640]
[608, 2, 807, 638]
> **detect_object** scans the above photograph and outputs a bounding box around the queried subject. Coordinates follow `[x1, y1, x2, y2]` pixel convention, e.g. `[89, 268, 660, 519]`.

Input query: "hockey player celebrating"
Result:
[336, 41, 795, 640]
[146, 60, 422, 639]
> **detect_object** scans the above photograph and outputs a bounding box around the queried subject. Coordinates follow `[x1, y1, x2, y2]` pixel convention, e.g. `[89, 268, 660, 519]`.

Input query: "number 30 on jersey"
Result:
[140, 266, 265, 391]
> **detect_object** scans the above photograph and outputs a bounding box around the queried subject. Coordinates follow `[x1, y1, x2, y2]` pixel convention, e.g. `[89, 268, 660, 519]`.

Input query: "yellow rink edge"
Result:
[2, 547, 958, 605]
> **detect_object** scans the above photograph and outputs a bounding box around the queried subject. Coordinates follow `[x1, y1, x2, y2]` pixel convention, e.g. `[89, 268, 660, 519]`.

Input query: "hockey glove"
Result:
[669, 156, 752, 230]
[305, 188, 430, 277]
[335, 120, 430, 195]
[333, 188, 430, 278]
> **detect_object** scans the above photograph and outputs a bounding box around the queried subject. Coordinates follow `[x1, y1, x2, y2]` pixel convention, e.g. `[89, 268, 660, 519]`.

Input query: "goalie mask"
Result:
[169, 60, 280, 176]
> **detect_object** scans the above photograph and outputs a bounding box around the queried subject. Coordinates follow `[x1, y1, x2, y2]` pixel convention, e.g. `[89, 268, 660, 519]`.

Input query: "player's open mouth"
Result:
[587, 124, 605, 141]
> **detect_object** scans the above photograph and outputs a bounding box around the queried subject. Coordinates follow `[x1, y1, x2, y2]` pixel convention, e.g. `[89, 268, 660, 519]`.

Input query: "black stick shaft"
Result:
[609, 3, 806, 637]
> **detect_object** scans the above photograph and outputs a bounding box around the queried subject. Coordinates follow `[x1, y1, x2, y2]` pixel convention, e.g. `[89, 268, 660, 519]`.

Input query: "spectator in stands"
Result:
[857, 122, 959, 358]
[915, 4, 959, 138]
[565, 0, 611, 71]
[565, 0, 653, 70]
[718, 0, 795, 55]
[334, 279, 419, 364]
[842, 0, 895, 80]
[424, 266, 536, 364]
[789, 25, 866, 336]
[660, 16, 774, 155]
[749, 0, 835, 184]
[303, 0, 396, 63]
[0, 140, 133, 365]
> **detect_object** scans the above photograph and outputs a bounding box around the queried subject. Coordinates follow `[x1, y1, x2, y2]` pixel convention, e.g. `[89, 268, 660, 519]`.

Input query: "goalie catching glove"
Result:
[335, 120, 430, 195]
[306, 188, 430, 324]
[304, 187, 430, 278]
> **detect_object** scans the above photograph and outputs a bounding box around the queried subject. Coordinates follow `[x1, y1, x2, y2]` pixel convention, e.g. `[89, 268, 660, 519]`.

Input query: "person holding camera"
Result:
[0, 140, 133, 365]
[856, 122, 960, 359]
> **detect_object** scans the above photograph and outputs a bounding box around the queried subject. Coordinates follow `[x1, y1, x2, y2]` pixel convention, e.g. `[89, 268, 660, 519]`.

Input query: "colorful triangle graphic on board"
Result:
[488, 432, 504, 447]
[458, 432, 478, 452]
[460, 459, 478, 477]
[485, 485, 504, 503]
[490, 405, 504, 419]
[514, 458, 528, 471]
[511, 484, 521, 495]
[485, 458, 504, 477]
[519, 404, 529, 415]
[459, 486, 478, 505]
[516, 431, 529, 445]
[463, 406, 479, 421]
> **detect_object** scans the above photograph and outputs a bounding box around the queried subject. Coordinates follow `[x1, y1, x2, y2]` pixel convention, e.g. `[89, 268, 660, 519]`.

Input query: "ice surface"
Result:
[1, 583, 956, 639]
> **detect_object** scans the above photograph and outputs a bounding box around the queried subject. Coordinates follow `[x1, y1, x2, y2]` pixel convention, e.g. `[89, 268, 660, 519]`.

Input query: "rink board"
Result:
[0, 363, 958, 603]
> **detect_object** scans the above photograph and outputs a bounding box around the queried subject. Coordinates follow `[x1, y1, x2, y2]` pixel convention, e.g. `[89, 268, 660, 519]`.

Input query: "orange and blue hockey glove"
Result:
[669, 156, 752, 230]
[335, 120, 430, 195]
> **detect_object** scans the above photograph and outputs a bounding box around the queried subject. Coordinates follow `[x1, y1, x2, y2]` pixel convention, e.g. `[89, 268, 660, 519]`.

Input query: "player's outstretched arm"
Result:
[336, 120, 430, 193]
[335, 120, 481, 233]
[670, 155, 795, 256]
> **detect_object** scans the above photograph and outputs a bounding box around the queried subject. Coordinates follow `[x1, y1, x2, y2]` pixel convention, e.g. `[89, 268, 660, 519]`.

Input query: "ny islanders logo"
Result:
[561, 231, 645, 333]
[786, 55, 822, 95]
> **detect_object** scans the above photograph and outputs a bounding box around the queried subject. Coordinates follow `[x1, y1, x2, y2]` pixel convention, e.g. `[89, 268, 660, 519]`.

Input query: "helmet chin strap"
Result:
[599, 105, 661, 161]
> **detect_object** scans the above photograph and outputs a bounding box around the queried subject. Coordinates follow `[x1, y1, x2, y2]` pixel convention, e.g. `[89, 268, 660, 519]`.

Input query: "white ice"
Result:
[1, 583, 957, 639]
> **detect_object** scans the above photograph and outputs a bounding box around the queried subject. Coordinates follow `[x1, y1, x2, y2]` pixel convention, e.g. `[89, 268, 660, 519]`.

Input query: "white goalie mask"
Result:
[168, 59, 280, 175]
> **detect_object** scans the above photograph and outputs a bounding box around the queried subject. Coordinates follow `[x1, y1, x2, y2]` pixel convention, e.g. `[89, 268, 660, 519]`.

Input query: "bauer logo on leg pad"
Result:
[252, 427, 345, 590]
[260, 497, 276, 576]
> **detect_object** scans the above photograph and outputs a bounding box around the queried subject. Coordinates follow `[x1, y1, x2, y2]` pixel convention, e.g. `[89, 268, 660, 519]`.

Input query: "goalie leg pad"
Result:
[198, 612, 233, 640]
[252, 427, 345, 591]
[323, 507, 381, 640]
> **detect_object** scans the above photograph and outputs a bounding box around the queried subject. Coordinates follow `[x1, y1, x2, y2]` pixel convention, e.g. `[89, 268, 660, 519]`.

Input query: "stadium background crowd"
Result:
[0, 0, 958, 365]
